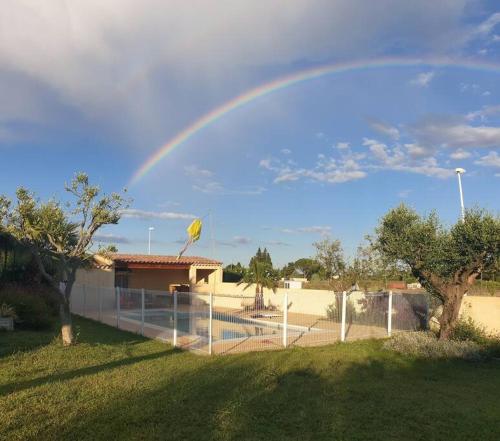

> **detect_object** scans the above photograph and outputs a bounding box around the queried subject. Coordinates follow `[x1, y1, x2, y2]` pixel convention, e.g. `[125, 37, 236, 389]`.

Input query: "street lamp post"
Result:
[455, 168, 466, 222]
[148, 227, 155, 255]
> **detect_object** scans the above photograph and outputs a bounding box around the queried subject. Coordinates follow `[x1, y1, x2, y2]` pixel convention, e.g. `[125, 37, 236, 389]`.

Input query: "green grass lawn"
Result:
[1, 317, 499, 441]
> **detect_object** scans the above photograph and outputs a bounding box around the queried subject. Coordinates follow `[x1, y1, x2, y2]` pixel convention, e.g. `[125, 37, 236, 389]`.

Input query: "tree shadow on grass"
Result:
[0, 316, 152, 359]
[72, 315, 150, 346]
[48, 351, 500, 441]
[0, 348, 176, 396]
[0, 326, 59, 357]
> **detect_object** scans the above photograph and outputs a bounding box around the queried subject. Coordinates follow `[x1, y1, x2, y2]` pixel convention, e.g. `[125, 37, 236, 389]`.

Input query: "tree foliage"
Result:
[0, 173, 130, 344]
[313, 238, 345, 281]
[239, 248, 279, 309]
[223, 262, 246, 283]
[249, 247, 272, 268]
[375, 204, 500, 338]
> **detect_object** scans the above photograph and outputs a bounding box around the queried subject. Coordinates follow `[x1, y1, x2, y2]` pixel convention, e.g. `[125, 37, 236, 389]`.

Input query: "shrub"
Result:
[383, 332, 483, 360]
[0, 287, 57, 330]
[449, 317, 487, 344]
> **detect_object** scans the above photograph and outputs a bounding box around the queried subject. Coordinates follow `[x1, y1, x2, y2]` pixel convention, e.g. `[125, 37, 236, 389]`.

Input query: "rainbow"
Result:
[129, 56, 500, 186]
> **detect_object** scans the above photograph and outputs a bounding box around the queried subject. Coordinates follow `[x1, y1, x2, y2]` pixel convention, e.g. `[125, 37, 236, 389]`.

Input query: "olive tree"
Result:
[313, 237, 347, 290]
[1, 173, 129, 345]
[375, 204, 499, 339]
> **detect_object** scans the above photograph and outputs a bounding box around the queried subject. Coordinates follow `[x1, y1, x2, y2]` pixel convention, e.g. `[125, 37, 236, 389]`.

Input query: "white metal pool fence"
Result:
[70, 284, 428, 355]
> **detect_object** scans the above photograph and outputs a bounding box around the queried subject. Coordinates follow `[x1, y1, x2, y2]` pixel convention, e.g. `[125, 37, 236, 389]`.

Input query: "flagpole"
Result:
[209, 210, 215, 259]
[209, 210, 217, 295]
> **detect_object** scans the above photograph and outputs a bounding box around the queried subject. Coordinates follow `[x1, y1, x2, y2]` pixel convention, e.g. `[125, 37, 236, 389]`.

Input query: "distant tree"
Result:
[375, 204, 500, 339]
[294, 258, 321, 280]
[1, 173, 129, 345]
[262, 248, 272, 267]
[223, 262, 246, 283]
[280, 261, 296, 279]
[96, 244, 119, 257]
[249, 247, 273, 269]
[313, 237, 346, 289]
[238, 260, 279, 309]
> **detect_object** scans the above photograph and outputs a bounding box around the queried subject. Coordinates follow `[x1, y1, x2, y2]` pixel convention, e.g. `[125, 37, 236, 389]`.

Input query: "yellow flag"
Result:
[187, 218, 202, 242]
[177, 218, 202, 259]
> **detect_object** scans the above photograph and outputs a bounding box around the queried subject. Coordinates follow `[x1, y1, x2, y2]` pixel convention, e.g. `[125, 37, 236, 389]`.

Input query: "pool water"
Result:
[122, 309, 279, 341]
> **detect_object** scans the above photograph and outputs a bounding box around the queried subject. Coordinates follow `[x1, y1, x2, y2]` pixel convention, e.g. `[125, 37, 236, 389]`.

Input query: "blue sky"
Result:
[1, 1, 499, 267]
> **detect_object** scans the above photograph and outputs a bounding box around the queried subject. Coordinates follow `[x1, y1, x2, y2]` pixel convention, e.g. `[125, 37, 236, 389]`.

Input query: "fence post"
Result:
[116, 286, 121, 329]
[141, 288, 145, 336]
[387, 290, 393, 336]
[283, 292, 289, 347]
[98, 286, 102, 322]
[341, 291, 347, 342]
[208, 292, 213, 355]
[82, 284, 87, 317]
[173, 291, 178, 347]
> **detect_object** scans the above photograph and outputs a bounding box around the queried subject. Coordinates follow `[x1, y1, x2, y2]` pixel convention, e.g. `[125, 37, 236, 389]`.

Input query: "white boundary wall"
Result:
[193, 283, 369, 315]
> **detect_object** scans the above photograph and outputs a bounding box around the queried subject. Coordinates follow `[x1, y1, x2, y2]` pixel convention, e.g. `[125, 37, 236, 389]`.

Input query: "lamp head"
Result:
[455, 167, 466, 174]
[149, 227, 155, 231]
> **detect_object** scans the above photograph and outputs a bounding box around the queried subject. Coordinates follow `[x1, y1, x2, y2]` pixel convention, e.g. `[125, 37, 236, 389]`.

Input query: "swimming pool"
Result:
[121, 308, 293, 341]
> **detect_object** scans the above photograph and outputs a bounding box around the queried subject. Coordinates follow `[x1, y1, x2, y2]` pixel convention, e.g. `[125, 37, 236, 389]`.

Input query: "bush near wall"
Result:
[0, 283, 59, 330]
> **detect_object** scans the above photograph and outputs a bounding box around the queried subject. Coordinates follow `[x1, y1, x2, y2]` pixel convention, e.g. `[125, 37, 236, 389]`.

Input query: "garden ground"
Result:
[1, 317, 499, 441]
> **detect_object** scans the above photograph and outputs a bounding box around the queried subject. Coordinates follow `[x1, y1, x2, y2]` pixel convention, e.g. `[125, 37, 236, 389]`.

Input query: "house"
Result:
[75, 253, 222, 293]
[387, 281, 407, 290]
[283, 278, 306, 289]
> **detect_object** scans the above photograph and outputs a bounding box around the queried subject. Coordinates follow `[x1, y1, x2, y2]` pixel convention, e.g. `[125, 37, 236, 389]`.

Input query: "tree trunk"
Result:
[60, 270, 76, 346]
[60, 300, 74, 346]
[254, 284, 265, 310]
[438, 285, 466, 340]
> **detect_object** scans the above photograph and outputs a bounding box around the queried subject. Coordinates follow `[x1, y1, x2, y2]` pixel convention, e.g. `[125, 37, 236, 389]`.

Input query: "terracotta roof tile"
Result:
[110, 253, 221, 266]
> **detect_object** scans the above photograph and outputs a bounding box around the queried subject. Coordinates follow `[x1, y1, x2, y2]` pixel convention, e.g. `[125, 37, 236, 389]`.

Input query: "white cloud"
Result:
[475, 151, 500, 168]
[184, 164, 213, 178]
[473, 12, 500, 37]
[363, 138, 453, 178]
[465, 105, 500, 122]
[280, 148, 292, 155]
[369, 121, 400, 140]
[412, 119, 500, 149]
[93, 233, 131, 244]
[259, 159, 273, 170]
[265, 240, 290, 247]
[121, 208, 196, 220]
[281, 226, 332, 236]
[260, 154, 367, 185]
[450, 149, 471, 160]
[192, 181, 225, 194]
[0, 0, 475, 141]
[363, 138, 405, 166]
[410, 71, 435, 87]
[217, 235, 252, 247]
[233, 236, 252, 245]
[404, 143, 434, 159]
[335, 142, 350, 150]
